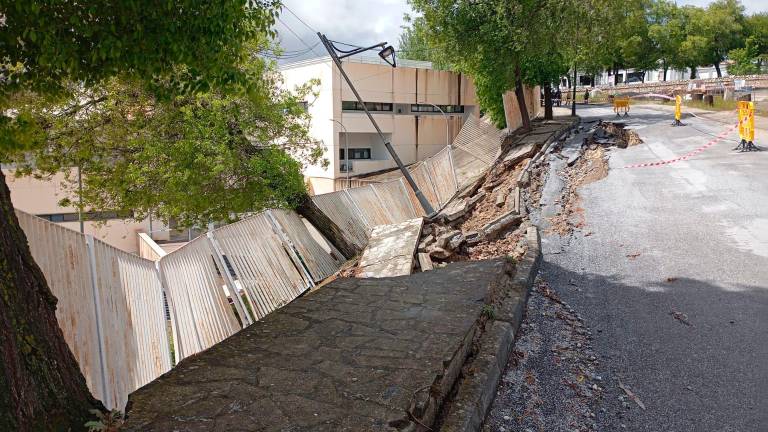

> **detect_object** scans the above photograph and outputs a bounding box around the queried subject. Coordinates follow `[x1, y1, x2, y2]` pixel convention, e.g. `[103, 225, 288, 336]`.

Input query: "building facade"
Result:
[563, 64, 732, 89]
[280, 56, 478, 195]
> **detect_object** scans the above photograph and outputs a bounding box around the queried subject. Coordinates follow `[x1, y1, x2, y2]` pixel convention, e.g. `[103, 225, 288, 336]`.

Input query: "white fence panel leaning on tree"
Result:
[16, 210, 171, 411]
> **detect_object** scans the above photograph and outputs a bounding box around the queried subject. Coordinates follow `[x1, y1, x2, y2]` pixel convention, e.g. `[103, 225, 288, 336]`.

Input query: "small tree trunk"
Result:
[614, 65, 620, 85]
[0, 170, 101, 432]
[714, 62, 722, 77]
[571, 67, 577, 117]
[663, 63, 668, 82]
[544, 83, 553, 120]
[513, 64, 531, 131]
[295, 194, 360, 259]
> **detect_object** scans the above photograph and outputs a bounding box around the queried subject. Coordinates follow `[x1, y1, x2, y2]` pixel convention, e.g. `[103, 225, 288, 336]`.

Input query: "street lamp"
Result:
[317, 32, 435, 216]
[329, 119, 350, 189]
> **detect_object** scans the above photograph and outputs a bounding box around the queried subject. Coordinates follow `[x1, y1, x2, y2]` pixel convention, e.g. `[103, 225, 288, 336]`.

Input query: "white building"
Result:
[563, 64, 732, 88]
[280, 56, 478, 195]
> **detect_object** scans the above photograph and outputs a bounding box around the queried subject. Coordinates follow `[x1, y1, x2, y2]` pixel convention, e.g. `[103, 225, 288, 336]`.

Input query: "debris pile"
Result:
[415, 146, 538, 267]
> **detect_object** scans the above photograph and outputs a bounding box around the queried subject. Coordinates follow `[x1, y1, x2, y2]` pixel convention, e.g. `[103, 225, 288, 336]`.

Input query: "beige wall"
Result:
[282, 58, 479, 189]
[4, 169, 155, 254]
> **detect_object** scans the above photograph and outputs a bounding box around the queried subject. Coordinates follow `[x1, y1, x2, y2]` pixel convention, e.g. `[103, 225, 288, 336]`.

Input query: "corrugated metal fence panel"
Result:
[346, 185, 392, 227]
[90, 240, 170, 409]
[211, 213, 308, 320]
[15, 210, 106, 405]
[158, 236, 239, 360]
[428, 147, 458, 205]
[371, 179, 417, 223]
[311, 191, 370, 250]
[268, 209, 343, 282]
[452, 116, 502, 165]
[407, 163, 440, 214]
[452, 146, 492, 188]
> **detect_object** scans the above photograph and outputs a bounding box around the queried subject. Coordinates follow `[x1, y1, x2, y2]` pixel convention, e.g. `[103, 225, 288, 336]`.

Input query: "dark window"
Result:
[348, 148, 371, 160]
[342, 101, 393, 112]
[339, 148, 345, 160]
[410, 104, 464, 113]
[38, 210, 132, 223]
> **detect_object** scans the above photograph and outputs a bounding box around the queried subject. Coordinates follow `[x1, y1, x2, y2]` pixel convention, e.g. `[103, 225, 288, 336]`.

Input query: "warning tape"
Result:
[622, 123, 739, 169]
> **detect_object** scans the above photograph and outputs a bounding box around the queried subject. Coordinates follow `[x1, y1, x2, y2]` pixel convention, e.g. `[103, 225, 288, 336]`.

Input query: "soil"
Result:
[459, 162, 527, 233]
[548, 146, 608, 237]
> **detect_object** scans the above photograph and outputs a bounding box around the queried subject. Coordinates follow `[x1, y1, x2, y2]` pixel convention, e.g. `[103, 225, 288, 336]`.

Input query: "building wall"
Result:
[4, 169, 154, 253]
[281, 58, 479, 194]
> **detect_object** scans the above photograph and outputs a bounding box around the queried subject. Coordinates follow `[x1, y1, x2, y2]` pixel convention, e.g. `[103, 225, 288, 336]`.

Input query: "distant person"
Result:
[555, 88, 562, 107]
[584, 88, 590, 104]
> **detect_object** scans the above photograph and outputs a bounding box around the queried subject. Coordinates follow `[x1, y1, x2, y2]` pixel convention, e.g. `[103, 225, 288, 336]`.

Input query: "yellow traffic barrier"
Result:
[613, 97, 630, 117]
[674, 95, 682, 125]
[736, 101, 759, 152]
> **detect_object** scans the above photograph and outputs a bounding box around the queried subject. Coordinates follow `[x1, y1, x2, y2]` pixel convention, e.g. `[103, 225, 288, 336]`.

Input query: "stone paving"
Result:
[123, 259, 511, 432]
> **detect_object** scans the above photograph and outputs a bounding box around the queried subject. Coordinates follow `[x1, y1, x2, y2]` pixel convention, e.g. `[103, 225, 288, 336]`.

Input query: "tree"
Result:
[730, 13, 768, 73]
[647, 0, 686, 81]
[398, 14, 448, 69]
[685, 0, 746, 77]
[0, 2, 284, 430]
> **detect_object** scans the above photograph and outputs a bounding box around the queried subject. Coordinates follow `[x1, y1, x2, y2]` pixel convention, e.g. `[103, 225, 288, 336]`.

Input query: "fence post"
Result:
[155, 260, 183, 365]
[265, 210, 316, 289]
[206, 233, 253, 327]
[84, 234, 111, 407]
[447, 146, 459, 192]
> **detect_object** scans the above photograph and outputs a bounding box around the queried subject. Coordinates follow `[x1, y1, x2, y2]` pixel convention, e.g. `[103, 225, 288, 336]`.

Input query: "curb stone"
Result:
[439, 227, 542, 432]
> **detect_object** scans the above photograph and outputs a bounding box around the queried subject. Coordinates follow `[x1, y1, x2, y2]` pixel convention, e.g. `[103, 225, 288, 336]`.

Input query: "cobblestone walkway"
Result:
[124, 260, 509, 431]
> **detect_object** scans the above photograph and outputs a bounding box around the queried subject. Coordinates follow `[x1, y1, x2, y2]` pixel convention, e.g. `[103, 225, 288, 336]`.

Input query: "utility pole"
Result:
[317, 32, 435, 216]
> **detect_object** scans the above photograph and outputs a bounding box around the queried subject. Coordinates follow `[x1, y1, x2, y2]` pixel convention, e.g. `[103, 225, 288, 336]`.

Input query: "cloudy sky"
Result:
[275, 0, 767, 63]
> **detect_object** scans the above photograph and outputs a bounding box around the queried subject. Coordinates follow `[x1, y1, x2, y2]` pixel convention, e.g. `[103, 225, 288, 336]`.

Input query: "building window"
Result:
[410, 104, 465, 113]
[342, 101, 393, 112]
[38, 210, 132, 223]
[339, 148, 345, 160]
[348, 148, 371, 160]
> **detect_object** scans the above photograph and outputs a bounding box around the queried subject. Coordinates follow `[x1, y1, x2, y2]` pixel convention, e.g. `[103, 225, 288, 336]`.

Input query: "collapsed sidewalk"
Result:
[122, 117, 578, 432]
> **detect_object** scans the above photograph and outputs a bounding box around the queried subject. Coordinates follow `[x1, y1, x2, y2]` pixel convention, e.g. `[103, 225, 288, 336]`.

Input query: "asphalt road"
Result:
[489, 104, 768, 432]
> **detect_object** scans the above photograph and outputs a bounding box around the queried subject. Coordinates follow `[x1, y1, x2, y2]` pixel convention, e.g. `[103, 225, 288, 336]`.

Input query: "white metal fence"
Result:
[311, 116, 504, 246]
[17, 207, 344, 410]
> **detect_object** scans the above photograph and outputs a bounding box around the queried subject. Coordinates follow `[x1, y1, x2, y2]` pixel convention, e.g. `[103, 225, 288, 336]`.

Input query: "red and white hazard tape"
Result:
[622, 123, 739, 169]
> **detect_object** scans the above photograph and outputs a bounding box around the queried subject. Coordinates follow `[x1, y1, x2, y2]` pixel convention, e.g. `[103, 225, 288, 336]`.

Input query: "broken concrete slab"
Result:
[481, 211, 522, 240]
[122, 260, 511, 432]
[439, 199, 469, 222]
[495, 190, 507, 207]
[418, 252, 434, 271]
[357, 218, 423, 278]
[503, 142, 537, 165]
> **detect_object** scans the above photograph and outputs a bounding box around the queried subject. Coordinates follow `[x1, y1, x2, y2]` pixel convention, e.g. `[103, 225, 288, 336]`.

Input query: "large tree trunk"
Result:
[295, 194, 360, 259]
[544, 83, 553, 120]
[714, 62, 722, 78]
[513, 64, 531, 132]
[0, 170, 101, 431]
[663, 63, 668, 82]
[689, 66, 697, 79]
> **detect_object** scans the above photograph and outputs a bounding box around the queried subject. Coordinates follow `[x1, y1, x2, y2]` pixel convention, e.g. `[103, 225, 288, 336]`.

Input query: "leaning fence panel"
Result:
[346, 185, 392, 227]
[428, 147, 459, 205]
[158, 236, 240, 361]
[90, 239, 171, 409]
[268, 209, 343, 282]
[371, 180, 417, 223]
[311, 191, 370, 249]
[211, 213, 309, 320]
[16, 210, 107, 405]
[406, 163, 440, 214]
[451, 116, 503, 165]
